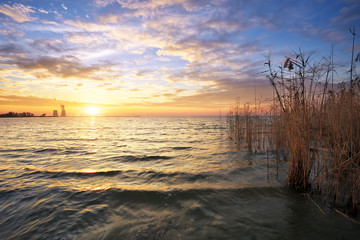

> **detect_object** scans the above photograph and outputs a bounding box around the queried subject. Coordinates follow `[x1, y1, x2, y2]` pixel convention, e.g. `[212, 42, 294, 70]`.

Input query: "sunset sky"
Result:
[0, 0, 359, 116]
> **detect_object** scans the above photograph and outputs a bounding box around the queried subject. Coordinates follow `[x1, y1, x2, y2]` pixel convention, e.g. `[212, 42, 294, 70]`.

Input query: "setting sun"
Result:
[85, 107, 99, 116]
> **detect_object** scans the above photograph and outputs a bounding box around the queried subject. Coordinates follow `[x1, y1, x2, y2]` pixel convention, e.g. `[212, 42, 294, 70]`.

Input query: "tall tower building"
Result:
[53, 110, 58, 117]
[60, 105, 66, 117]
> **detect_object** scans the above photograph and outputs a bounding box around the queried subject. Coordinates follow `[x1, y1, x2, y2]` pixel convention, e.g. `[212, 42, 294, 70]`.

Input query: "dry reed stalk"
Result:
[263, 44, 360, 215]
[228, 35, 360, 215]
[227, 102, 272, 153]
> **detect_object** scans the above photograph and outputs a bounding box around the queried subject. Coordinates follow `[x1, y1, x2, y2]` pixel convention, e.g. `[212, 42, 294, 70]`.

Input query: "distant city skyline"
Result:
[0, 0, 359, 116]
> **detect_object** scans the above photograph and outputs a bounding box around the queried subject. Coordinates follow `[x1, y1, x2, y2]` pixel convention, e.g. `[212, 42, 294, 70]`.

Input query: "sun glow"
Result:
[85, 107, 99, 116]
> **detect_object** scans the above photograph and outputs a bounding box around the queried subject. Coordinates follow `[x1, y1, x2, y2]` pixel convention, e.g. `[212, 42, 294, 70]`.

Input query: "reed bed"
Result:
[227, 33, 360, 215]
[227, 103, 270, 153]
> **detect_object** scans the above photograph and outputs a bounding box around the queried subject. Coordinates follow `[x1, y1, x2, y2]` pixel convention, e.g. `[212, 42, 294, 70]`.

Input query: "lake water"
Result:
[0, 117, 359, 239]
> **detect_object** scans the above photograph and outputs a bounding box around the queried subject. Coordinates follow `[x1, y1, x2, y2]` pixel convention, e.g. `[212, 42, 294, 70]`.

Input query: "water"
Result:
[0, 117, 359, 239]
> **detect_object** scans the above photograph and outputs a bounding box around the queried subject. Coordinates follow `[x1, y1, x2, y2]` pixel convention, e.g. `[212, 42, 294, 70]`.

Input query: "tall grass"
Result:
[228, 32, 360, 215]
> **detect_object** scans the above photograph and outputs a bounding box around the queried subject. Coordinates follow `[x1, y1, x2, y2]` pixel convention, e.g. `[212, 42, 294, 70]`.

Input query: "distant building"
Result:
[53, 110, 58, 117]
[60, 105, 66, 117]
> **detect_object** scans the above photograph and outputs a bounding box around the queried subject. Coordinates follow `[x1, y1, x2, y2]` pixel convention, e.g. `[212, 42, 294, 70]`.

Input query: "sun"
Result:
[85, 106, 99, 116]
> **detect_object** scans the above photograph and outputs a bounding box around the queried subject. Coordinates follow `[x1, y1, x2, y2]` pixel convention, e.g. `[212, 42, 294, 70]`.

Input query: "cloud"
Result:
[106, 87, 122, 91]
[31, 39, 65, 53]
[41, 20, 59, 25]
[65, 1, 261, 67]
[98, 13, 123, 24]
[0, 94, 117, 107]
[0, 3, 36, 23]
[56, 84, 68, 87]
[2, 55, 102, 80]
[0, 29, 25, 38]
[204, 18, 249, 34]
[115, 0, 214, 15]
[161, 76, 271, 109]
[38, 8, 49, 14]
[64, 19, 113, 32]
[94, 0, 116, 7]
[0, 94, 62, 107]
[332, 1, 360, 25]
[0, 43, 25, 55]
[85, 2, 267, 103]
[66, 32, 108, 46]
[97, 83, 113, 88]
[321, 28, 346, 43]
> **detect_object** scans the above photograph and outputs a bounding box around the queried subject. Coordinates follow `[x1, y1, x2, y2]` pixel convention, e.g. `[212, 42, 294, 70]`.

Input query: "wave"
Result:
[32, 147, 90, 155]
[172, 147, 192, 150]
[22, 167, 215, 184]
[23, 167, 128, 178]
[137, 170, 212, 182]
[105, 155, 173, 162]
[38, 138, 99, 142]
[0, 148, 28, 153]
[34, 148, 58, 153]
[0, 153, 24, 158]
[0, 183, 277, 202]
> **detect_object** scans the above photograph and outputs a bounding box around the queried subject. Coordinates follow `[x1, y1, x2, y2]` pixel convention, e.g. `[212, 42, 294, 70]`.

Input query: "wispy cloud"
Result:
[332, 1, 360, 25]
[0, 3, 36, 23]
[38, 8, 49, 14]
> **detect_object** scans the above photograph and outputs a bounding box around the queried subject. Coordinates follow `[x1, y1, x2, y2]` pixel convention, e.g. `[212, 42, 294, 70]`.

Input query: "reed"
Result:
[227, 104, 253, 151]
[226, 102, 270, 153]
[228, 31, 360, 215]
[264, 43, 360, 214]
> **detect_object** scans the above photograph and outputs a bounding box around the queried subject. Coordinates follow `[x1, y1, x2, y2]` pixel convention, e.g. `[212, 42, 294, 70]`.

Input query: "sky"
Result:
[0, 0, 359, 116]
